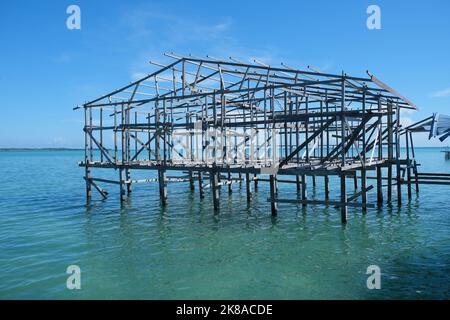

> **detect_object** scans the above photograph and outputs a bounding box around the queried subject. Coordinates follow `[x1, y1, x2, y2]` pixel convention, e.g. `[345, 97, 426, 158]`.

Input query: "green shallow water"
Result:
[0, 149, 449, 299]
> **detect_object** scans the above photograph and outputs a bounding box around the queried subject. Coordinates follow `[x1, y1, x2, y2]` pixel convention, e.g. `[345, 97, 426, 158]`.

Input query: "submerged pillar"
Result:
[198, 171, 204, 199]
[126, 169, 132, 195]
[406, 132, 412, 200]
[361, 168, 367, 212]
[376, 166, 383, 206]
[210, 170, 220, 211]
[119, 168, 126, 202]
[158, 169, 167, 206]
[340, 174, 347, 223]
[245, 172, 252, 203]
[324, 175, 330, 200]
[269, 175, 278, 216]
[301, 174, 307, 207]
[189, 171, 195, 191]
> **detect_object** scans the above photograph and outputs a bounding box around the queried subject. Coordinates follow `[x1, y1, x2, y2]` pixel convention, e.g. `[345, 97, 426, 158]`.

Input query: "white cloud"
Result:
[431, 88, 450, 98]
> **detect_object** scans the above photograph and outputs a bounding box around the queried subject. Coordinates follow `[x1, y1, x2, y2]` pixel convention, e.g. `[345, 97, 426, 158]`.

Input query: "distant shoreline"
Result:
[0, 148, 85, 151]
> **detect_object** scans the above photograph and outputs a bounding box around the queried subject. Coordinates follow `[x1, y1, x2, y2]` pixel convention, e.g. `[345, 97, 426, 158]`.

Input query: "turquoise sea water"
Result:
[0, 148, 449, 299]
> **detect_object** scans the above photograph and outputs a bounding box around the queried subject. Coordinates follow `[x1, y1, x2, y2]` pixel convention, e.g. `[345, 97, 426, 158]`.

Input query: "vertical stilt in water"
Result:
[158, 169, 167, 206]
[238, 173, 242, 188]
[387, 101, 393, 204]
[324, 175, 329, 200]
[210, 171, 220, 211]
[269, 175, 278, 216]
[387, 166, 393, 203]
[396, 105, 402, 206]
[119, 168, 126, 202]
[410, 132, 419, 194]
[228, 172, 232, 194]
[406, 132, 412, 200]
[254, 174, 258, 192]
[377, 166, 383, 206]
[301, 174, 307, 207]
[198, 171, 204, 199]
[312, 175, 316, 188]
[245, 172, 252, 203]
[84, 107, 92, 204]
[189, 171, 195, 191]
[126, 169, 132, 195]
[353, 175, 358, 190]
[361, 90, 367, 212]
[340, 174, 347, 223]
[296, 175, 300, 192]
[85, 172, 92, 204]
[361, 168, 367, 212]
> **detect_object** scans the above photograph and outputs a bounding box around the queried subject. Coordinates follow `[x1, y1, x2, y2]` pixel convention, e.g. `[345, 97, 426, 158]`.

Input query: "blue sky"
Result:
[1, 0, 449, 147]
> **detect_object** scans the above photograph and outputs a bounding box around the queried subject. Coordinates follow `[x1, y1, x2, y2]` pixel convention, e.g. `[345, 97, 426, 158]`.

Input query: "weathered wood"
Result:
[245, 172, 252, 202]
[271, 198, 375, 208]
[158, 169, 167, 206]
[198, 171, 204, 199]
[324, 175, 330, 200]
[77, 56, 423, 224]
[269, 175, 278, 216]
[119, 168, 126, 202]
[340, 174, 347, 223]
[211, 171, 220, 211]
[84, 177, 108, 199]
[361, 169, 367, 211]
[301, 174, 307, 207]
[189, 171, 195, 191]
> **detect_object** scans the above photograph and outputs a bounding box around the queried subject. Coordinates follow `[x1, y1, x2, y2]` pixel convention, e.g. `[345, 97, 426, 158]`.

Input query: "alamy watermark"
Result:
[367, 5, 381, 30]
[66, 5, 81, 30]
[66, 265, 81, 290]
[366, 265, 381, 290]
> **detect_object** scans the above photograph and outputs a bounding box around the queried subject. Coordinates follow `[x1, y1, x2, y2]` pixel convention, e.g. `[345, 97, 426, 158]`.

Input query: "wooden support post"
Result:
[410, 132, 419, 194]
[84, 107, 92, 203]
[296, 175, 300, 192]
[361, 90, 367, 212]
[301, 174, 307, 207]
[312, 175, 316, 188]
[254, 174, 258, 192]
[189, 171, 195, 191]
[324, 175, 329, 200]
[395, 104, 402, 206]
[228, 172, 232, 194]
[377, 166, 383, 205]
[211, 170, 220, 211]
[126, 169, 132, 195]
[245, 172, 252, 202]
[158, 169, 167, 206]
[340, 174, 348, 223]
[340, 76, 347, 224]
[387, 101, 393, 204]
[198, 171, 204, 199]
[376, 99, 383, 205]
[406, 131, 412, 200]
[361, 169, 367, 211]
[269, 175, 278, 216]
[353, 175, 358, 190]
[119, 168, 126, 202]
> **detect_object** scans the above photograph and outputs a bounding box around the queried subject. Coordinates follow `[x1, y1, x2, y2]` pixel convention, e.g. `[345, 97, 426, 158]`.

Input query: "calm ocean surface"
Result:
[0, 148, 449, 299]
